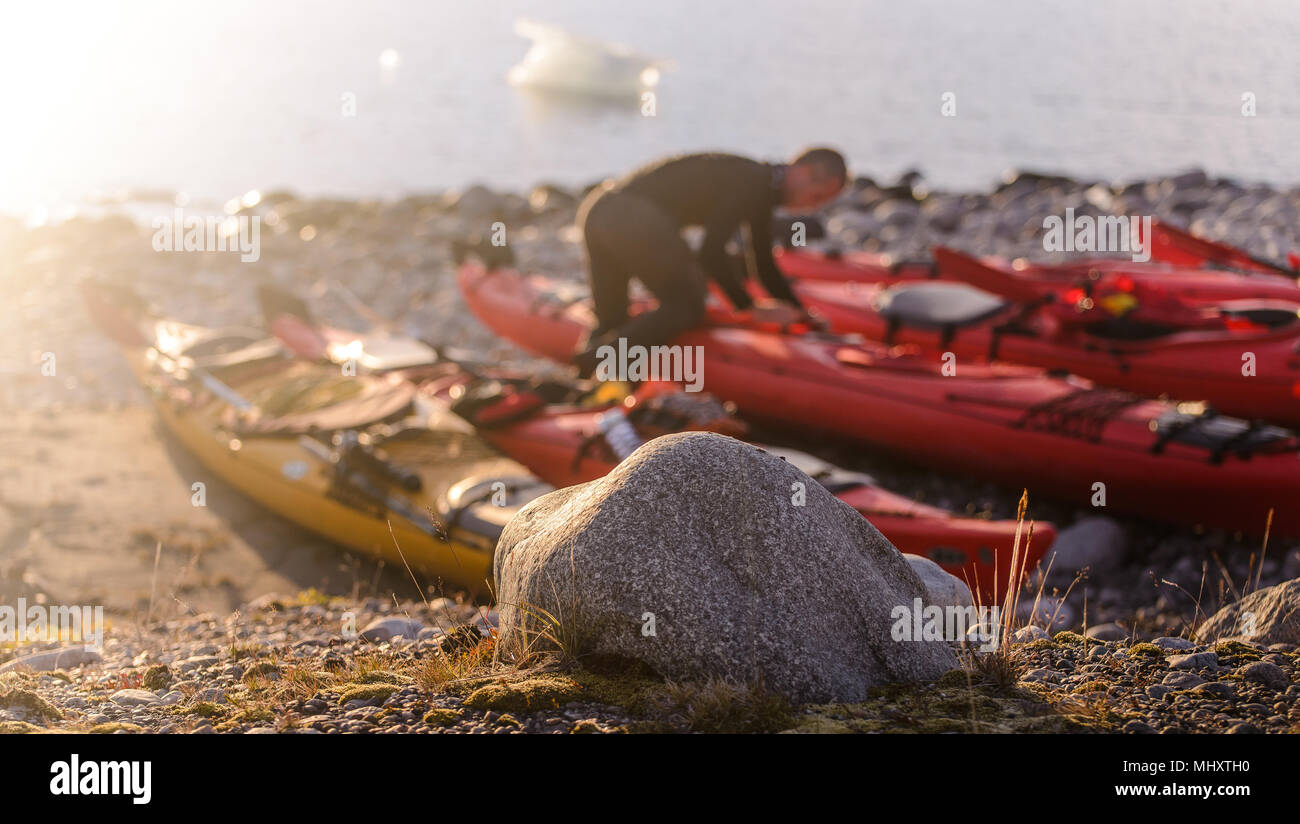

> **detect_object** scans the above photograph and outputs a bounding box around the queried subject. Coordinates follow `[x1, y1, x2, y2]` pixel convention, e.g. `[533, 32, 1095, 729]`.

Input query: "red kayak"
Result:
[259, 292, 1049, 600]
[459, 259, 1300, 538]
[788, 249, 1300, 427]
[776, 222, 1300, 304]
[1143, 219, 1300, 278]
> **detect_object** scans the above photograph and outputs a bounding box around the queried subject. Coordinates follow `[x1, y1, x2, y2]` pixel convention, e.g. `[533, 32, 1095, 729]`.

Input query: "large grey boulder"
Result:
[1196, 579, 1300, 646]
[494, 433, 958, 703]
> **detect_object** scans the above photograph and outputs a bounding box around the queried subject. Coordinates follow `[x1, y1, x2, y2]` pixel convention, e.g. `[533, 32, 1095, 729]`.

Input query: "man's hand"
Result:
[747, 300, 805, 326]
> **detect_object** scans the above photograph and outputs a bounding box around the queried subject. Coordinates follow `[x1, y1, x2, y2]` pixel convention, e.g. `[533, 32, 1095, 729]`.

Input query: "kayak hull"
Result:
[459, 261, 1300, 538]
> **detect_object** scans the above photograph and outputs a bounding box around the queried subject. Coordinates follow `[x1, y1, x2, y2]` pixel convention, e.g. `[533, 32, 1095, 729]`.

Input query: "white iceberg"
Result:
[507, 18, 666, 99]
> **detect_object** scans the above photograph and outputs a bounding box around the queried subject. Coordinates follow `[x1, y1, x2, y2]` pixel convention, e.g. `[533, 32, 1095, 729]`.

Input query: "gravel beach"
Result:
[3, 168, 1299, 732]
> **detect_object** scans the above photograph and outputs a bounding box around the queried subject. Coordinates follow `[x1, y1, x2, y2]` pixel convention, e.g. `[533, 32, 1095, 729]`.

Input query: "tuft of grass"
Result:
[650, 678, 794, 734]
[242, 661, 283, 682]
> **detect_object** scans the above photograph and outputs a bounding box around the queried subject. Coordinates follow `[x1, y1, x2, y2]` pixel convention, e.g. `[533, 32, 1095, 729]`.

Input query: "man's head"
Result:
[781, 147, 848, 210]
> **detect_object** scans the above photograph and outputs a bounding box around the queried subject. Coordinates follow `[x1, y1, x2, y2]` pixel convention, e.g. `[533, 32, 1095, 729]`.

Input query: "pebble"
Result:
[1168, 652, 1218, 670]
[110, 689, 161, 706]
[1084, 623, 1128, 642]
[1240, 661, 1289, 690]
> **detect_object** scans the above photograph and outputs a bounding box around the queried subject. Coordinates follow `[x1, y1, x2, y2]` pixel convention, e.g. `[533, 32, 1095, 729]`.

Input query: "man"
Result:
[573, 148, 848, 375]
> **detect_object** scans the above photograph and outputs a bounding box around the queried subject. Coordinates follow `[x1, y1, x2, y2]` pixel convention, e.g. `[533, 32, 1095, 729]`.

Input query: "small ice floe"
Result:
[507, 18, 667, 99]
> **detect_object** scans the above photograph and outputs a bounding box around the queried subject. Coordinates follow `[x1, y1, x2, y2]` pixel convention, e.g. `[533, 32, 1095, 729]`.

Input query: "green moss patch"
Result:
[336, 683, 400, 705]
[89, 722, 144, 734]
[423, 708, 461, 727]
[463, 676, 584, 713]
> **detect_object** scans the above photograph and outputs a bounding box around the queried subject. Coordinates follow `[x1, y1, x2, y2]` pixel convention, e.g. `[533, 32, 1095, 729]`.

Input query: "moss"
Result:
[934, 669, 974, 689]
[336, 683, 400, 705]
[216, 706, 274, 730]
[570, 670, 667, 716]
[46, 671, 73, 684]
[294, 588, 331, 606]
[1073, 681, 1109, 694]
[571, 719, 602, 734]
[463, 676, 583, 713]
[1214, 641, 1263, 661]
[1052, 631, 1087, 645]
[89, 722, 144, 734]
[1128, 643, 1164, 657]
[188, 701, 226, 718]
[0, 688, 63, 720]
[1017, 638, 1059, 652]
[423, 708, 460, 727]
[496, 713, 522, 728]
[143, 664, 172, 691]
[0, 720, 43, 734]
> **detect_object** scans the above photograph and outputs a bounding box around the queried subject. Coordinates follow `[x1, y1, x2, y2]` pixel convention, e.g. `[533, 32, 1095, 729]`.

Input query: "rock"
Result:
[1145, 685, 1173, 700]
[110, 689, 160, 707]
[1195, 579, 1300, 646]
[0, 646, 102, 674]
[528, 185, 577, 215]
[1122, 719, 1157, 734]
[1168, 652, 1218, 670]
[1012, 626, 1050, 644]
[1240, 660, 1289, 690]
[444, 184, 508, 221]
[1151, 636, 1194, 651]
[1227, 722, 1260, 734]
[1084, 623, 1128, 642]
[1162, 672, 1206, 689]
[359, 617, 425, 643]
[1021, 668, 1064, 683]
[494, 433, 958, 703]
[1192, 681, 1236, 699]
[903, 554, 973, 608]
[244, 593, 284, 612]
[245, 727, 278, 734]
[1042, 516, 1126, 581]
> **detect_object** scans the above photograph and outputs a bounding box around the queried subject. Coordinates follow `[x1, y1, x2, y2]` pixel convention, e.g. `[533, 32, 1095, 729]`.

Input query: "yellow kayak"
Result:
[83, 282, 548, 596]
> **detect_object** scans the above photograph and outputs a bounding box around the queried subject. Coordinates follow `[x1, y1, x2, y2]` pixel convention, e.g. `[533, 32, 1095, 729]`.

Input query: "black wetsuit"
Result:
[574, 153, 802, 369]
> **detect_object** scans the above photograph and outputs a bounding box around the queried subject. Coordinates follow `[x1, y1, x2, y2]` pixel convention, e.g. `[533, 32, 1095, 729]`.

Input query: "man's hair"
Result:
[792, 147, 848, 184]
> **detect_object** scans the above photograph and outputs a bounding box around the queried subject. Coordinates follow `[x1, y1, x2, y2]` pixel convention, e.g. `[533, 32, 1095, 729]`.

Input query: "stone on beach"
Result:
[903, 554, 973, 609]
[1195, 579, 1300, 647]
[493, 432, 958, 703]
[0, 646, 102, 674]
